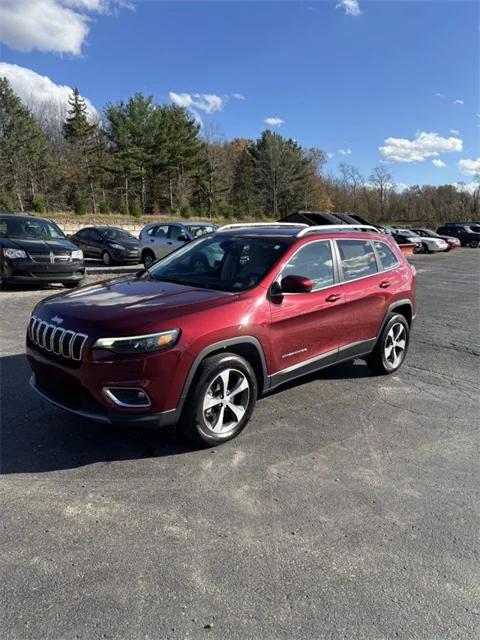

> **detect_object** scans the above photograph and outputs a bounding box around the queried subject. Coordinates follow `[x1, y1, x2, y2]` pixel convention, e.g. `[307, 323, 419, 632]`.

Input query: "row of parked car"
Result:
[1, 212, 478, 289]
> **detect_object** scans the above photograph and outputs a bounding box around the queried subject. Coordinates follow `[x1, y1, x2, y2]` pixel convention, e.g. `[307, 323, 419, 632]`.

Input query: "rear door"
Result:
[335, 238, 400, 350]
[268, 239, 346, 379]
[148, 224, 171, 259]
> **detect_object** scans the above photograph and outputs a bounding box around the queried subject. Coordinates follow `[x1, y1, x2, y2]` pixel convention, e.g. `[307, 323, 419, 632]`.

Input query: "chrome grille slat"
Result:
[28, 316, 88, 361]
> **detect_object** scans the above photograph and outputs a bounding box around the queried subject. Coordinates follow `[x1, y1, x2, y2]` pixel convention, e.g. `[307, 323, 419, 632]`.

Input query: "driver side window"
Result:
[281, 241, 335, 290]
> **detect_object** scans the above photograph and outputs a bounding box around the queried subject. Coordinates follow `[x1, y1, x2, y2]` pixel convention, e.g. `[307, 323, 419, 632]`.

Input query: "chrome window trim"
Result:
[333, 238, 404, 285]
[371, 240, 400, 272]
[271, 238, 339, 294]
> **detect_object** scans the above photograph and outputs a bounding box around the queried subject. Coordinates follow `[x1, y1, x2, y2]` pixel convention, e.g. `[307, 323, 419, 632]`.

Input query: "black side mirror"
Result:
[280, 275, 313, 294]
[177, 233, 189, 242]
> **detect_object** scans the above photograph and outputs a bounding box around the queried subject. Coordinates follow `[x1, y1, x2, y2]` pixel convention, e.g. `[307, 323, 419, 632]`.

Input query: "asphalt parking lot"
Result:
[1, 250, 479, 640]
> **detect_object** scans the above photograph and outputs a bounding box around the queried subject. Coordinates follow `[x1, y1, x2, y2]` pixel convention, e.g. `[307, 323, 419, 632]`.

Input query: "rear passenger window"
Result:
[282, 241, 334, 290]
[373, 241, 399, 271]
[337, 240, 378, 281]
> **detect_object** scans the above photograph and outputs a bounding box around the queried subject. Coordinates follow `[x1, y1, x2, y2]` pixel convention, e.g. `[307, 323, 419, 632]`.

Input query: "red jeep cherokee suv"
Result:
[27, 223, 416, 445]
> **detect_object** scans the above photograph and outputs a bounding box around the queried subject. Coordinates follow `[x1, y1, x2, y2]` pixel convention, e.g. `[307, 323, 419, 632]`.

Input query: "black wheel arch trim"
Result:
[378, 299, 414, 337]
[178, 336, 269, 411]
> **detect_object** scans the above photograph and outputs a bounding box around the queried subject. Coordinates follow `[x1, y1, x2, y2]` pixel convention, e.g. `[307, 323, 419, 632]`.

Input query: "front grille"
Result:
[29, 251, 72, 263]
[28, 316, 88, 361]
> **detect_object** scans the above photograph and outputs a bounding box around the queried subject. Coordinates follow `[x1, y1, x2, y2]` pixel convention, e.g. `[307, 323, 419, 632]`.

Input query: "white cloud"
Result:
[338, 148, 352, 156]
[451, 182, 480, 194]
[169, 92, 225, 114]
[0, 0, 128, 56]
[327, 152, 335, 159]
[432, 159, 446, 168]
[458, 158, 480, 176]
[379, 131, 463, 163]
[0, 62, 97, 118]
[450, 129, 460, 135]
[264, 117, 285, 127]
[231, 93, 246, 101]
[453, 99, 464, 105]
[435, 92, 445, 98]
[336, 0, 361, 17]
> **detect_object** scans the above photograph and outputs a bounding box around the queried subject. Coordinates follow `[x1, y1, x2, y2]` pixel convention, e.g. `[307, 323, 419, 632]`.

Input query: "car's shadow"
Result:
[1, 353, 372, 475]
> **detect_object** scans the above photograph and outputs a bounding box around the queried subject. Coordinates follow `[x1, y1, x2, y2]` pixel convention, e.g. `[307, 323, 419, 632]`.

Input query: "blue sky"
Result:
[0, 0, 478, 188]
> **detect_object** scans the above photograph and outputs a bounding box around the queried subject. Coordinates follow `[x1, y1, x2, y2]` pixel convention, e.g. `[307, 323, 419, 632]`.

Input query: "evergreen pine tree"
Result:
[63, 88, 99, 213]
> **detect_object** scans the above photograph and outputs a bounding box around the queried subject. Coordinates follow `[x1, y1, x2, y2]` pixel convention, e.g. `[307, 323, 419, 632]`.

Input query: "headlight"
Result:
[109, 243, 125, 251]
[71, 249, 83, 260]
[2, 248, 27, 259]
[92, 329, 180, 354]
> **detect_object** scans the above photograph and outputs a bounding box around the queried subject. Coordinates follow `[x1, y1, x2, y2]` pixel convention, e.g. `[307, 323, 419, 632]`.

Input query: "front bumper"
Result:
[1, 259, 85, 283]
[30, 374, 179, 427]
[26, 341, 185, 427]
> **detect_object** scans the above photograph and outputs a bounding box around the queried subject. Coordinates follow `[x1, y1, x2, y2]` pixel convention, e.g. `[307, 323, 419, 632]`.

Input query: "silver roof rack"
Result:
[217, 222, 308, 232]
[296, 224, 380, 237]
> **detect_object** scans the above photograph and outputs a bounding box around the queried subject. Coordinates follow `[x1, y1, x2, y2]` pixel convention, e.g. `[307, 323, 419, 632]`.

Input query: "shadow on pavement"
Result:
[0, 354, 196, 475]
[1, 353, 372, 475]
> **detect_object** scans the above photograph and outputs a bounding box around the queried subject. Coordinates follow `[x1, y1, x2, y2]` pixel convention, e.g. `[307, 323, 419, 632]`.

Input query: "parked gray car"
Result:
[139, 222, 218, 268]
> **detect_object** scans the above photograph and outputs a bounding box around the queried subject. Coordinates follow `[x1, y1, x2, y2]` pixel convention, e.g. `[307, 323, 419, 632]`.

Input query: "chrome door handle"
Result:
[326, 293, 341, 302]
[379, 280, 391, 288]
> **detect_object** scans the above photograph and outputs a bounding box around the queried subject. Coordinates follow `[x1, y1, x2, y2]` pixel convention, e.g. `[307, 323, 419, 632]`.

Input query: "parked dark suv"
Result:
[437, 223, 480, 247]
[27, 223, 416, 445]
[1, 214, 85, 288]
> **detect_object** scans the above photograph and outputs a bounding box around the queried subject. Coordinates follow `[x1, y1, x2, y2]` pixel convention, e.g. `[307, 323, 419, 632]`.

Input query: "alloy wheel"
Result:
[202, 368, 250, 434]
[384, 322, 407, 369]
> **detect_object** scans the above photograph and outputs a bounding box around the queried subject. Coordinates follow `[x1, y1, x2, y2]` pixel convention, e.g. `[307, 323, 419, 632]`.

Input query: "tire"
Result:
[63, 280, 83, 289]
[102, 250, 112, 266]
[421, 242, 430, 254]
[190, 254, 209, 273]
[143, 250, 155, 269]
[366, 313, 410, 375]
[179, 353, 258, 446]
[469, 239, 479, 248]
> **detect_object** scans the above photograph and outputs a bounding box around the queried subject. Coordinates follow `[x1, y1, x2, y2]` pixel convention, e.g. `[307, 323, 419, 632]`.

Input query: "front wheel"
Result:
[102, 250, 112, 266]
[179, 353, 258, 446]
[366, 314, 410, 375]
[421, 242, 430, 254]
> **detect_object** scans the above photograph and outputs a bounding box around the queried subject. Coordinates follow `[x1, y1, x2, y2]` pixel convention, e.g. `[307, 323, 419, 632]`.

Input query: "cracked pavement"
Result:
[1, 250, 479, 639]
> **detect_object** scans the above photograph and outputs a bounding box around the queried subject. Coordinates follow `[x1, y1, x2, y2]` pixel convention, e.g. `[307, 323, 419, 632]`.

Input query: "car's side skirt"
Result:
[267, 337, 377, 391]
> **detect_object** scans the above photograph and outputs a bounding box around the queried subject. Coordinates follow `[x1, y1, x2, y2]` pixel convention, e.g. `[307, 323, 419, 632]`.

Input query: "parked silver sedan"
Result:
[139, 222, 218, 268]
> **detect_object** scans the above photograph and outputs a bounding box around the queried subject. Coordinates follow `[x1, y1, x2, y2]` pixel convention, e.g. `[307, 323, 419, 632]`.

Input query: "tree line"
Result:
[0, 77, 478, 224]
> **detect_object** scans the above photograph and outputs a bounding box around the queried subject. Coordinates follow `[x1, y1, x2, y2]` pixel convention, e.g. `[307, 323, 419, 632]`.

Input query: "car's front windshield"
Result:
[0, 216, 65, 240]
[147, 235, 290, 292]
[101, 228, 136, 241]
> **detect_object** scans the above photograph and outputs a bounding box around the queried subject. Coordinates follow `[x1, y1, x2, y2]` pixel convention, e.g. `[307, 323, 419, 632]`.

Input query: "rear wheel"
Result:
[366, 314, 410, 375]
[102, 250, 112, 266]
[179, 353, 258, 446]
[469, 239, 479, 248]
[143, 250, 155, 269]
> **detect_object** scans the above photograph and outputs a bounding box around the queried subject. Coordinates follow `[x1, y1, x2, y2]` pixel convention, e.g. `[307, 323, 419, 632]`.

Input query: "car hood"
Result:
[0, 237, 77, 253]
[35, 276, 235, 335]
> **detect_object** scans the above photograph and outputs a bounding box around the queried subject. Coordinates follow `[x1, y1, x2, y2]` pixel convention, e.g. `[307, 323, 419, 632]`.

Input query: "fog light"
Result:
[103, 387, 151, 408]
